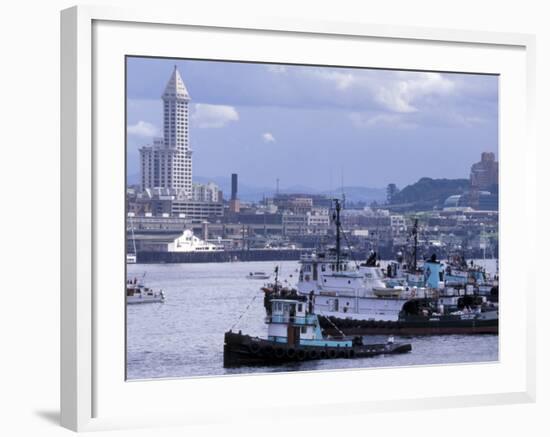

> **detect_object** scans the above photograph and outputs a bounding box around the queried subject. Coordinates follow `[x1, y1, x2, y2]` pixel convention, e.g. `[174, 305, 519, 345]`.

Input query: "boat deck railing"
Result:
[266, 314, 318, 325]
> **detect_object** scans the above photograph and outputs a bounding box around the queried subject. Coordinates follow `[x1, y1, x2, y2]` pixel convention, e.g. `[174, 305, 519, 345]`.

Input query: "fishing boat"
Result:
[126, 277, 165, 304]
[223, 297, 411, 367]
[246, 271, 271, 280]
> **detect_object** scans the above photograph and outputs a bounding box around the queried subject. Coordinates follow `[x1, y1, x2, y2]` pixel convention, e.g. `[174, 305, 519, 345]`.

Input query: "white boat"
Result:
[167, 229, 224, 252]
[246, 271, 271, 280]
[268, 200, 463, 323]
[126, 278, 165, 304]
[126, 253, 137, 264]
[294, 250, 421, 321]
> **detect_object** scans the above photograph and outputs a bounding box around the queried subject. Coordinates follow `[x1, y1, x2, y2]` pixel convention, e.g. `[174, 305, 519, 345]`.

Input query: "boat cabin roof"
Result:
[270, 298, 304, 304]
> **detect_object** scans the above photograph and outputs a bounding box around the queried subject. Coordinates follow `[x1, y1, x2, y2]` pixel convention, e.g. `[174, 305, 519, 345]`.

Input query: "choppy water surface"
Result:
[127, 260, 498, 380]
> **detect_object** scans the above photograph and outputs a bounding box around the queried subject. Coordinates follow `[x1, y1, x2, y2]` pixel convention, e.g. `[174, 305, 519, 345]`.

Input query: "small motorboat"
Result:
[126, 278, 165, 304]
[246, 271, 270, 280]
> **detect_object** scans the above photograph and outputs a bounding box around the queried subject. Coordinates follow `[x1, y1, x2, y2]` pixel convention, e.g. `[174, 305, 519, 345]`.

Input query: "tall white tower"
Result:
[139, 66, 193, 197]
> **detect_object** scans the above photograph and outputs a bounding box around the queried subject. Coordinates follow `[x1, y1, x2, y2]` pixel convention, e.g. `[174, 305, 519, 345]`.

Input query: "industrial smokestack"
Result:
[231, 173, 238, 200]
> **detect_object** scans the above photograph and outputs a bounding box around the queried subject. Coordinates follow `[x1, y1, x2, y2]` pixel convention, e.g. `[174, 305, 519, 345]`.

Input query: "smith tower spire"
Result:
[139, 66, 193, 197]
[162, 66, 192, 196]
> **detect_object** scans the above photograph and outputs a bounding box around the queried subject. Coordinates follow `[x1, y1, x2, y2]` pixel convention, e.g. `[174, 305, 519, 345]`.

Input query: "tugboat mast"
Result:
[412, 218, 418, 271]
[333, 198, 342, 272]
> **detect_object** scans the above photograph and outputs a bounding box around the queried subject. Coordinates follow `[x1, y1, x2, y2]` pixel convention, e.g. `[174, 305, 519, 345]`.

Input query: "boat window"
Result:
[297, 304, 303, 312]
[301, 326, 307, 334]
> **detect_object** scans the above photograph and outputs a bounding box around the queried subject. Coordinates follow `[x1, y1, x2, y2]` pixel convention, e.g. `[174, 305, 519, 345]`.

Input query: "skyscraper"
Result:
[139, 66, 193, 197]
[470, 152, 498, 191]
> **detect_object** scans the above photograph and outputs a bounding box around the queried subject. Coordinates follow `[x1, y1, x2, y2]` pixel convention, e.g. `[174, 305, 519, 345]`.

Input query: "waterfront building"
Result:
[470, 152, 498, 191]
[443, 191, 498, 212]
[306, 210, 331, 234]
[274, 195, 313, 214]
[139, 66, 193, 197]
[171, 200, 224, 220]
[282, 213, 308, 235]
[192, 182, 221, 203]
[390, 215, 407, 234]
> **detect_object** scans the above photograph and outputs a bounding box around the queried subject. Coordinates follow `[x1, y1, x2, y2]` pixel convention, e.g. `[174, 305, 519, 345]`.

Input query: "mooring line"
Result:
[230, 293, 259, 331]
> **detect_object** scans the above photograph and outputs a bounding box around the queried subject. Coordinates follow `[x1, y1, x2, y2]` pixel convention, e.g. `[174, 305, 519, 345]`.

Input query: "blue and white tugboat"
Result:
[223, 296, 411, 367]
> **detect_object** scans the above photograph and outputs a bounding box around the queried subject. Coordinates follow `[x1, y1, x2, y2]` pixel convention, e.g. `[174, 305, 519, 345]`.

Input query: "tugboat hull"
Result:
[319, 316, 498, 336]
[223, 331, 411, 368]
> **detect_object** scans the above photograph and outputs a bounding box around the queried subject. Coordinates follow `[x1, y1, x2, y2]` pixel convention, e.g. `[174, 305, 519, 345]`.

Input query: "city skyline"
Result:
[127, 57, 499, 191]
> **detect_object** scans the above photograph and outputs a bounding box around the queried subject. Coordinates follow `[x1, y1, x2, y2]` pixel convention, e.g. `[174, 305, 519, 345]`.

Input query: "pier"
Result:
[137, 248, 308, 263]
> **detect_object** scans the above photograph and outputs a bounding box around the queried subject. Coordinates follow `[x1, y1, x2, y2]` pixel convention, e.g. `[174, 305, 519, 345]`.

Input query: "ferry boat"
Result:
[223, 297, 411, 367]
[262, 199, 498, 335]
[246, 271, 271, 280]
[126, 278, 165, 304]
[167, 229, 224, 252]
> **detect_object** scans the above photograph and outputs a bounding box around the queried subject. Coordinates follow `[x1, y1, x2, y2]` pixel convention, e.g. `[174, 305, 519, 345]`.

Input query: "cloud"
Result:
[304, 69, 455, 113]
[262, 132, 276, 143]
[374, 72, 456, 113]
[127, 120, 159, 137]
[349, 112, 417, 129]
[311, 70, 355, 90]
[192, 104, 239, 128]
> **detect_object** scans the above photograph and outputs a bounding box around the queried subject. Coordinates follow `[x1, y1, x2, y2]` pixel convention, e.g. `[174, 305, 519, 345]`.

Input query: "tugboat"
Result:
[223, 297, 412, 367]
[126, 277, 165, 304]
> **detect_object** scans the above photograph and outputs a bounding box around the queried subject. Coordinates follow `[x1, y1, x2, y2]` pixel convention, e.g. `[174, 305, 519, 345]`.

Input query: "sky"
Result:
[126, 56, 498, 191]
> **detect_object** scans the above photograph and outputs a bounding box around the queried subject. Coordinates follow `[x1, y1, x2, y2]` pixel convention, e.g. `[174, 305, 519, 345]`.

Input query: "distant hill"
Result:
[127, 172, 387, 204]
[390, 177, 470, 208]
[320, 186, 386, 204]
[195, 177, 386, 204]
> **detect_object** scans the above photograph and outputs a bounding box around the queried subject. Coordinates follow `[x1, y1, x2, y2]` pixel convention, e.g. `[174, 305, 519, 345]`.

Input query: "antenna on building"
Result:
[276, 178, 280, 196]
[340, 167, 345, 197]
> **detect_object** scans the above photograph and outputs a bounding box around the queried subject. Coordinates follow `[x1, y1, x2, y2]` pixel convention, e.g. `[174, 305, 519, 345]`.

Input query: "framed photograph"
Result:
[61, 5, 536, 431]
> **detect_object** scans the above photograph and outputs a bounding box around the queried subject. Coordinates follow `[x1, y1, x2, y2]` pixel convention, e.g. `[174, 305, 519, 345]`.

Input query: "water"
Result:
[126, 260, 498, 380]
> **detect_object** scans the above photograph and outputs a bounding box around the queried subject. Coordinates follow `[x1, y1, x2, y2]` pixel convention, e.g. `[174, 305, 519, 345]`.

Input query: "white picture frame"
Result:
[60, 5, 536, 432]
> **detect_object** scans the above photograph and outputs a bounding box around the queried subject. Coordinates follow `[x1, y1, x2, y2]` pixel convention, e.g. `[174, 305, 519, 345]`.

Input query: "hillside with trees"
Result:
[389, 177, 470, 209]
